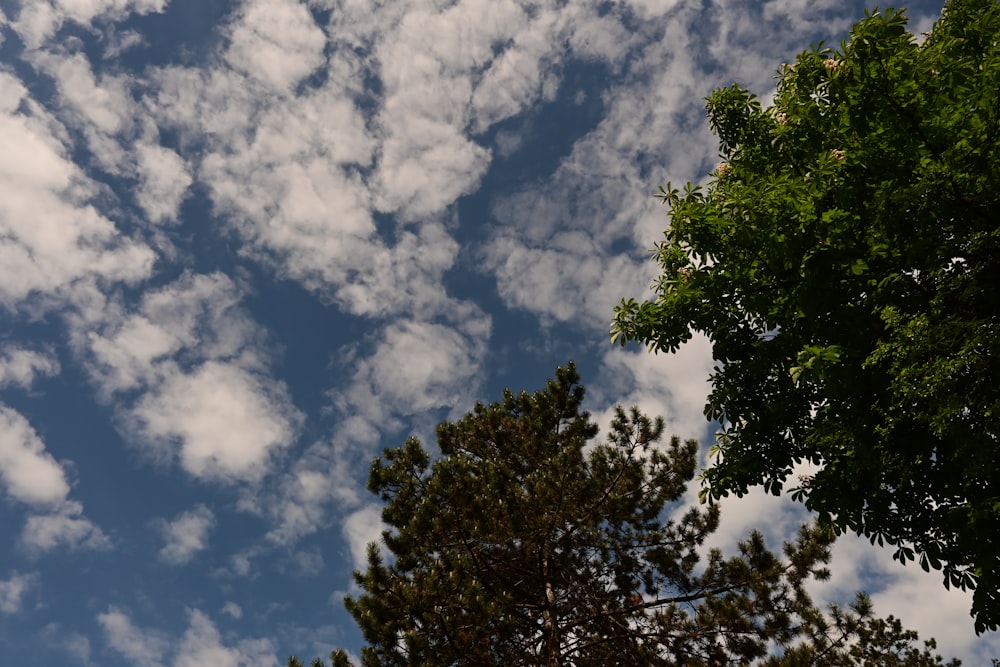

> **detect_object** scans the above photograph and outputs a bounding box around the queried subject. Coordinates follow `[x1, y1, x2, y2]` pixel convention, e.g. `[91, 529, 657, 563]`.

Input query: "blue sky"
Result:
[0, 0, 996, 664]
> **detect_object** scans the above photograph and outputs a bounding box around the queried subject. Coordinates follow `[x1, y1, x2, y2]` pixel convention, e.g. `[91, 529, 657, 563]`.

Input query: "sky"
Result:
[0, 0, 996, 664]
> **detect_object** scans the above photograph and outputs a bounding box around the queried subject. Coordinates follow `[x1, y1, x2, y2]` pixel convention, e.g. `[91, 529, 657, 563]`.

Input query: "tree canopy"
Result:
[292, 364, 956, 667]
[612, 1, 1000, 632]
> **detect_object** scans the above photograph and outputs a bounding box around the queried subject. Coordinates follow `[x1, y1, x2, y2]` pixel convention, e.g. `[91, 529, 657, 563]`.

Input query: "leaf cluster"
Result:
[612, 0, 1000, 632]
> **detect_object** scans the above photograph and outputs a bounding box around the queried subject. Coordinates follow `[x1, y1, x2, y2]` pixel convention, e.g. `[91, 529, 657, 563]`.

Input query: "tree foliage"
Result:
[291, 364, 956, 666]
[611, 1, 1000, 632]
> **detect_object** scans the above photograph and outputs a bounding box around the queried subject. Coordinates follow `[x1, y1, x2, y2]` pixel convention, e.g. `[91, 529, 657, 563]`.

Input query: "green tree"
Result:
[291, 364, 956, 666]
[611, 1, 1000, 632]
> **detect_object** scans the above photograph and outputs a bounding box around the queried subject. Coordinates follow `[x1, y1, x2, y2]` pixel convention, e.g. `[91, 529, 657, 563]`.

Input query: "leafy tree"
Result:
[612, 0, 1000, 632]
[290, 364, 956, 666]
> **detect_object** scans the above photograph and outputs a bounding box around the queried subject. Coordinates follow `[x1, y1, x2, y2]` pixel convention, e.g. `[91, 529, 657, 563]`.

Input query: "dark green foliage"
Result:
[297, 364, 955, 666]
[760, 592, 962, 667]
[612, 0, 1000, 632]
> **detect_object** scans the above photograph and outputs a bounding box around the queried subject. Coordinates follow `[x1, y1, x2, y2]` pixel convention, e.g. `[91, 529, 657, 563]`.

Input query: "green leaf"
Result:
[612, 0, 1000, 634]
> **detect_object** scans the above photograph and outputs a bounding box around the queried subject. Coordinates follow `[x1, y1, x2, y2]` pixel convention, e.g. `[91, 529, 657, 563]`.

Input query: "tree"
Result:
[611, 1, 1000, 632]
[291, 364, 956, 666]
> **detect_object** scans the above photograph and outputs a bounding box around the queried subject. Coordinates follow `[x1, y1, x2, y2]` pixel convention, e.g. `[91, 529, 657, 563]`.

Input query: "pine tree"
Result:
[292, 364, 957, 666]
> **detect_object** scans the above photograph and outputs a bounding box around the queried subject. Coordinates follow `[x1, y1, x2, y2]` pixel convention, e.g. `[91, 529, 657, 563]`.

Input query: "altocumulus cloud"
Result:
[0, 571, 39, 615]
[0, 69, 153, 310]
[71, 271, 302, 484]
[0, 406, 110, 554]
[99, 606, 277, 667]
[154, 504, 216, 566]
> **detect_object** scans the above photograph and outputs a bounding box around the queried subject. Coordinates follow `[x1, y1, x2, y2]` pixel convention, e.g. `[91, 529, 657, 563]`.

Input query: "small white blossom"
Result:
[716, 162, 732, 176]
[823, 58, 839, 72]
[830, 148, 846, 161]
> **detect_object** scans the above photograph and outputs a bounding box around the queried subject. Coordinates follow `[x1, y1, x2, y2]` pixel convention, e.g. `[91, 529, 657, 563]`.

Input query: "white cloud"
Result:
[228, 550, 255, 578]
[155, 504, 216, 566]
[21, 501, 112, 554]
[198, 150, 381, 310]
[84, 312, 184, 394]
[32, 50, 134, 140]
[0, 406, 110, 555]
[148, 60, 462, 318]
[330, 223, 466, 319]
[147, 66, 241, 149]
[373, 122, 490, 221]
[135, 142, 192, 224]
[367, 2, 498, 217]
[99, 607, 169, 667]
[220, 602, 242, 620]
[22, 41, 197, 256]
[342, 504, 384, 571]
[174, 609, 278, 667]
[11, 0, 168, 49]
[0, 571, 38, 614]
[0, 346, 60, 390]
[40, 623, 95, 666]
[0, 406, 71, 507]
[369, 0, 573, 219]
[132, 361, 298, 482]
[477, 0, 884, 333]
[336, 317, 489, 423]
[257, 443, 364, 545]
[139, 0, 670, 317]
[804, 534, 1000, 664]
[100, 607, 278, 667]
[703, 484, 813, 558]
[73, 272, 302, 484]
[0, 68, 154, 309]
[19, 41, 194, 265]
[102, 26, 147, 59]
[484, 231, 654, 328]
[80, 271, 253, 394]
[593, 335, 715, 442]
[8, 2, 58, 50]
[156, 78, 469, 319]
[359, 0, 654, 221]
[24, 47, 178, 213]
[134, 0, 709, 333]
[287, 547, 325, 577]
[253, 308, 491, 548]
[223, 0, 327, 92]
[474, 18, 712, 327]
[761, 0, 856, 36]
[253, 300, 490, 546]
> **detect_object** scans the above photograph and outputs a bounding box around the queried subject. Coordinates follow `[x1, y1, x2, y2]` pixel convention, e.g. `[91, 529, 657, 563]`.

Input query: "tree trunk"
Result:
[541, 544, 562, 667]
